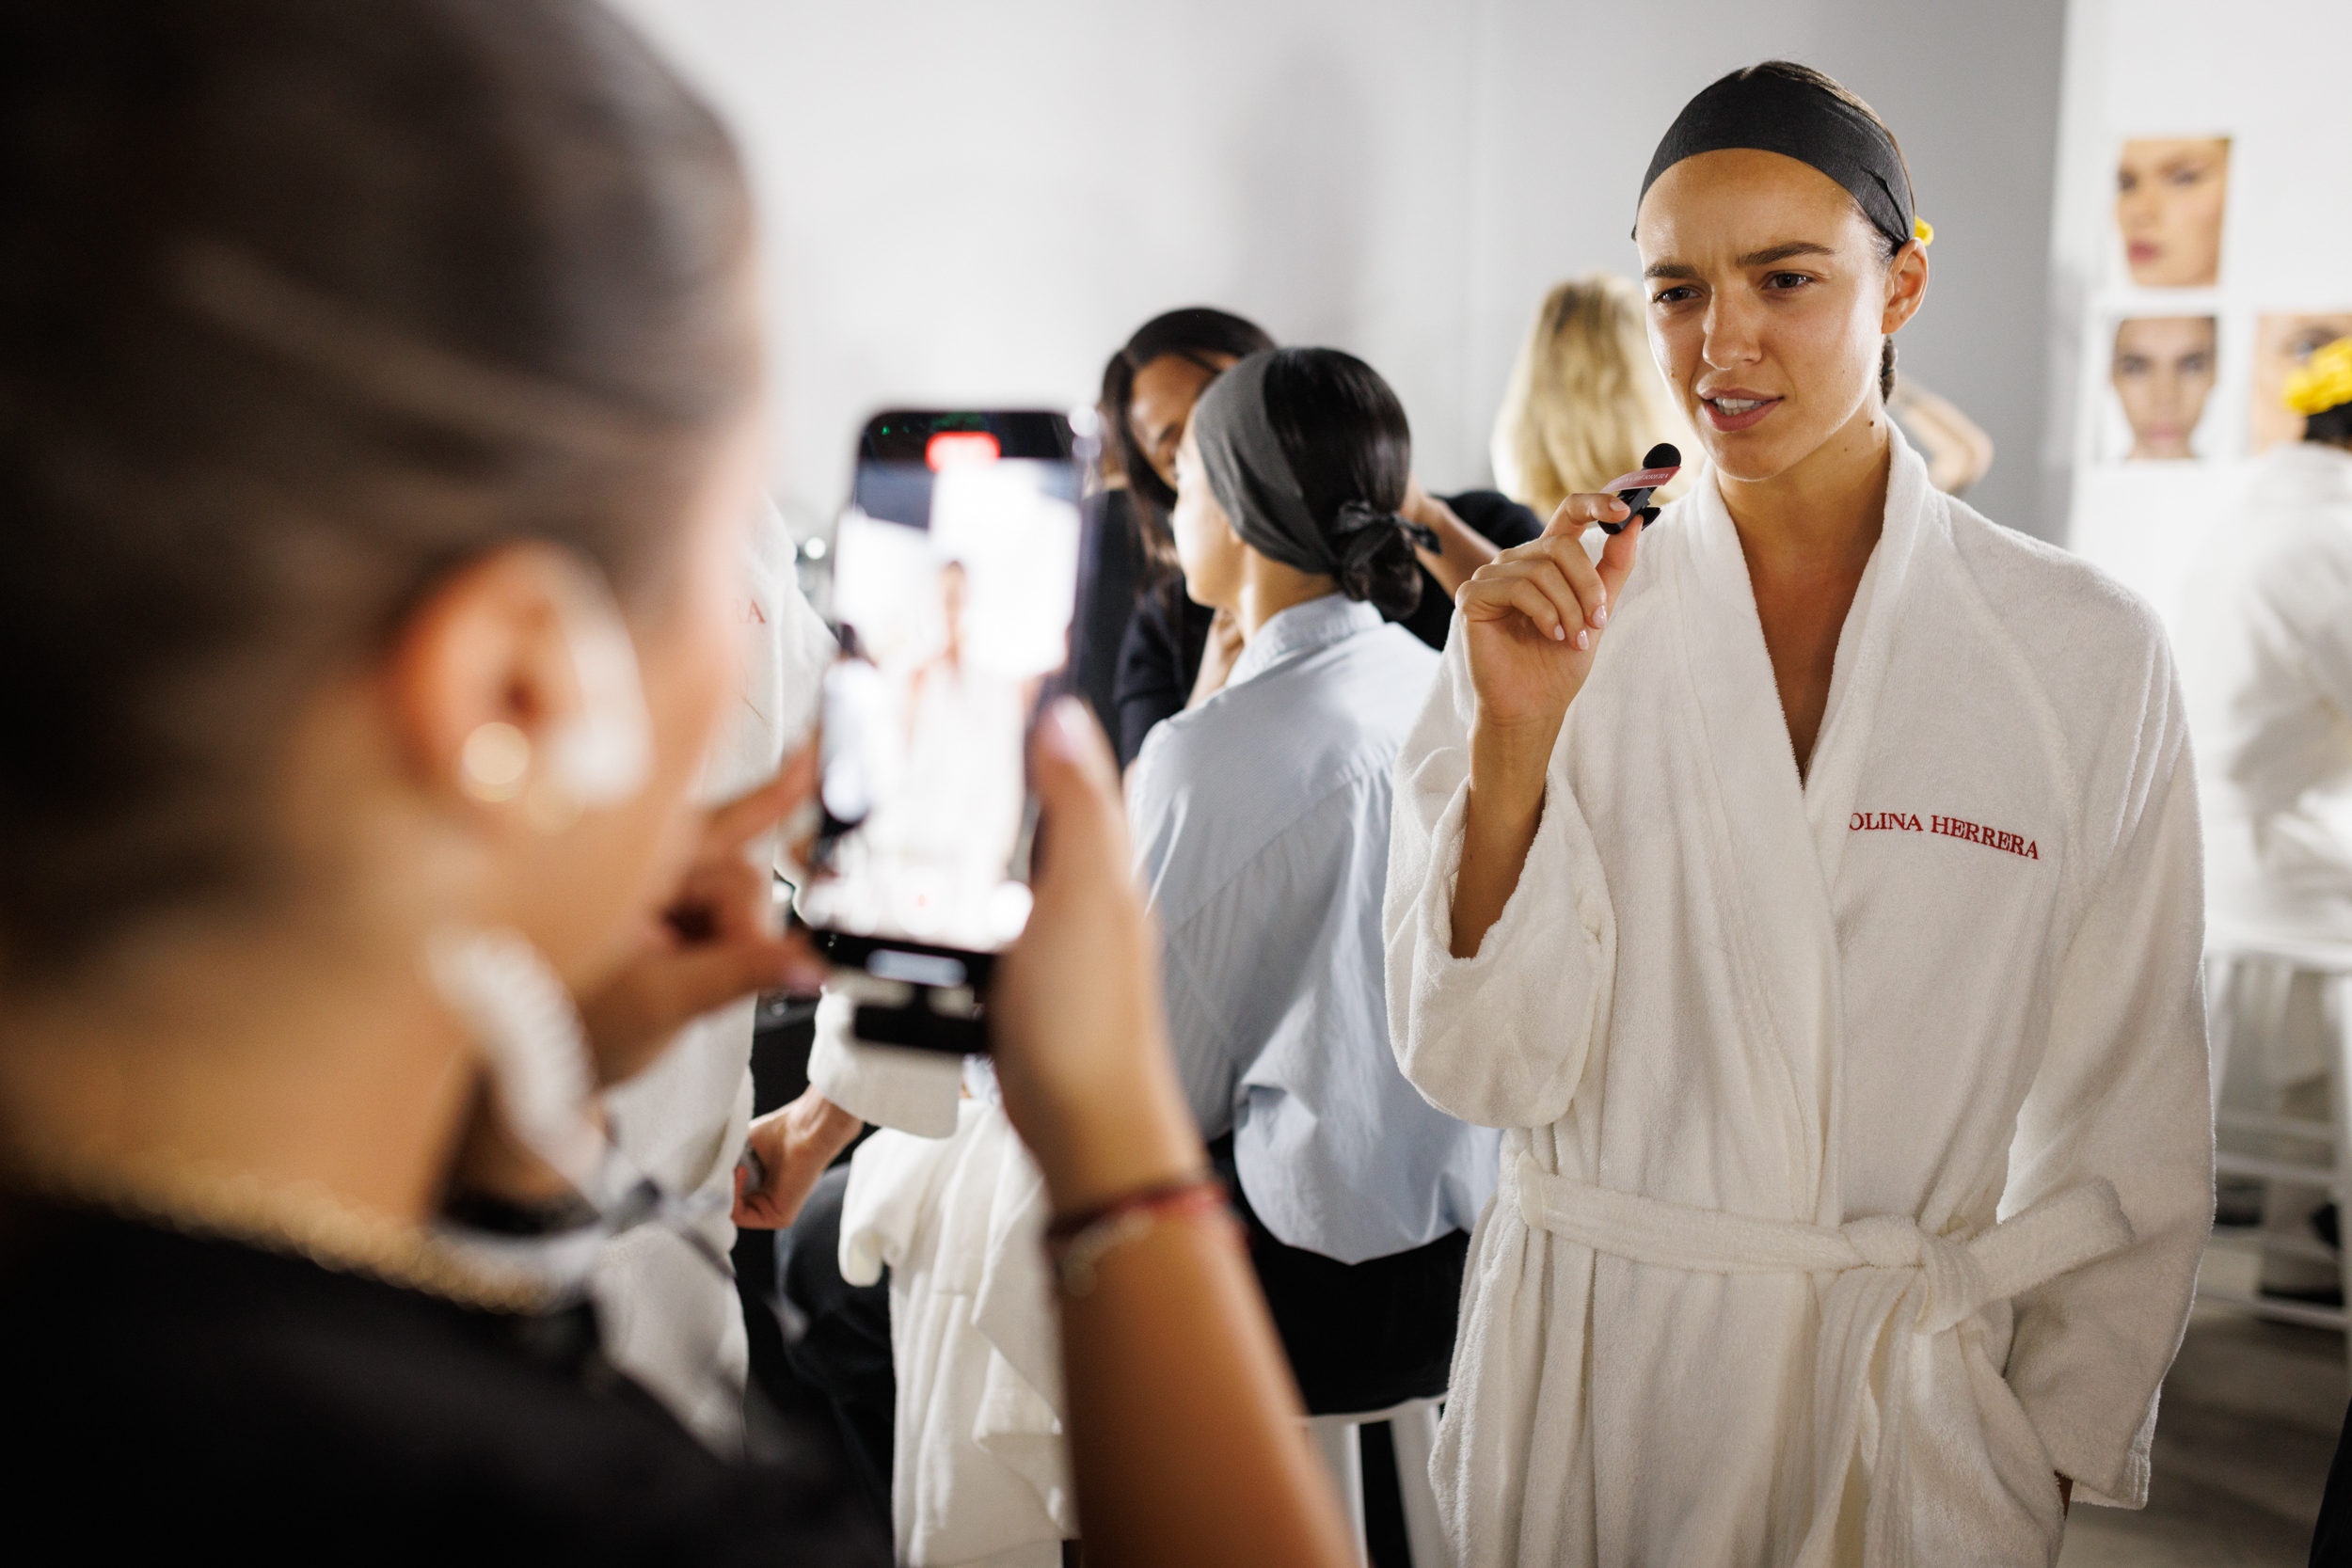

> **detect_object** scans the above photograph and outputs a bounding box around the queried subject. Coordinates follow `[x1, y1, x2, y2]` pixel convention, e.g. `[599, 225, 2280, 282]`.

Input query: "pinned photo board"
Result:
[2048, 0, 2352, 632]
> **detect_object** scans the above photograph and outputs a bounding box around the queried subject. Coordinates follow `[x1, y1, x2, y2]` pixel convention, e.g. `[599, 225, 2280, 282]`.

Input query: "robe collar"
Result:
[1664, 426, 1934, 1223]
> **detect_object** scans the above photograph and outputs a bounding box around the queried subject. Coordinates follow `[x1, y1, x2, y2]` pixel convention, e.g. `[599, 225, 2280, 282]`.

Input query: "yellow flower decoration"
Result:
[1913, 217, 1934, 247]
[2284, 336, 2352, 417]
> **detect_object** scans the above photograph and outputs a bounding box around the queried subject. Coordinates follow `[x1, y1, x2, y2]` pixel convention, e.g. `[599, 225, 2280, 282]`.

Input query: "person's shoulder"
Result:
[1126, 696, 1244, 832]
[1360, 618, 1443, 666]
[1934, 499, 2188, 799]
[1374, 621, 1444, 697]
[1295, 625, 1437, 746]
[1123, 581, 1188, 649]
[1940, 495, 2169, 666]
[1136, 633, 1423, 816]
[1273, 617, 1437, 706]
[1136, 674, 1285, 783]
[8, 1215, 885, 1560]
[8, 1217, 635, 1468]
[1128, 698, 1203, 780]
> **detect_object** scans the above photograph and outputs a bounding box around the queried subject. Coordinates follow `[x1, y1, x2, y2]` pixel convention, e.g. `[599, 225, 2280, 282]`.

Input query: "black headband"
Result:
[1634, 67, 1918, 251]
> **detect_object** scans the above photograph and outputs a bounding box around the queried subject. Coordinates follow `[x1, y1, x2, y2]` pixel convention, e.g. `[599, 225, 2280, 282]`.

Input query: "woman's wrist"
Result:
[1469, 717, 1556, 827]
[1046, 1175, 1231, 1296]
[783, 1088, 863, 1154]
[1030, 1080, 1204, 1223]
[1402, 491, 1496, 595]
[1454, 716, 1556, 958]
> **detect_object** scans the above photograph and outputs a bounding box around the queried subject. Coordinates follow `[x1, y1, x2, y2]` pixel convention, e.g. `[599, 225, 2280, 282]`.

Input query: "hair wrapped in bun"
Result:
[1185, 347, 1429, 621]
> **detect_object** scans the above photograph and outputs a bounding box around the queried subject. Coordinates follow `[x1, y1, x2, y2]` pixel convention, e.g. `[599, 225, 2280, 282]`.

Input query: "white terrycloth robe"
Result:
[1384, 436, 2213, 1567]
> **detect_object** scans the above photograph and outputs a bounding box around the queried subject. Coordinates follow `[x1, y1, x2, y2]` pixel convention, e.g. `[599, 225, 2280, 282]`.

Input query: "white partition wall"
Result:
[2047, 0, 2352, 629]
[606, 1, 2067, 538]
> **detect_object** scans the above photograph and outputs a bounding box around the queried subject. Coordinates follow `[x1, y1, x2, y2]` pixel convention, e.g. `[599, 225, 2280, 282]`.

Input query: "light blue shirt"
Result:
[1128, 594, 1499, 1263]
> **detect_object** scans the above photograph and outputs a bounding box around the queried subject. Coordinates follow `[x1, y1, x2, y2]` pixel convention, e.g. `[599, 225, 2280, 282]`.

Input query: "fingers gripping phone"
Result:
[797, 409, 1092, 1053]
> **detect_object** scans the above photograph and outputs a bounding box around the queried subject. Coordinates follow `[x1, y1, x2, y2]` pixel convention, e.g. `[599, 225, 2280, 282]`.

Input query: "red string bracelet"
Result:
[1044, 1176, 1232, 1297]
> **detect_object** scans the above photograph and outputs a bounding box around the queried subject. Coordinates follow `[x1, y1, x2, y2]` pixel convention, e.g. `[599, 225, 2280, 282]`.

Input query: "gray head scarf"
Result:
[1187, 349, 1434, 579]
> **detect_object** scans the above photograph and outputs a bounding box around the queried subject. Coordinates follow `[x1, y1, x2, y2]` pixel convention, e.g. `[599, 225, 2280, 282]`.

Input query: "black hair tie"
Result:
[1333, 499, 1438, 553]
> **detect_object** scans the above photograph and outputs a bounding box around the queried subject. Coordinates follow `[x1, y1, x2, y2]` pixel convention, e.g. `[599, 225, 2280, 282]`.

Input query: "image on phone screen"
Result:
[801, 411, 1085, 975]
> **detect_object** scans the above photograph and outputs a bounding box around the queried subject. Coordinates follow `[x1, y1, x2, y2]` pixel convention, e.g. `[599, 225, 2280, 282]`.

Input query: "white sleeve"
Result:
[805, 990, 963, 1138]
[1382, 632, 1614, 1130]
[2003, 670, 2213, 1510]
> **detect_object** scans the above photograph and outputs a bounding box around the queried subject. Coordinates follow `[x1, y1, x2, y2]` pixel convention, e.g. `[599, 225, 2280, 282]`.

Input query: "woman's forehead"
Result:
[2117, 316, 2214, 351]
[2120, 137, 2227, 171]
[1634, 148, 1867, 263]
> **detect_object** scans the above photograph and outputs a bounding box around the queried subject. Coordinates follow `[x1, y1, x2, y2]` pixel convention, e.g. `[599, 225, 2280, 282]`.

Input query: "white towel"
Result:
[840, 1100, 1072, 1568]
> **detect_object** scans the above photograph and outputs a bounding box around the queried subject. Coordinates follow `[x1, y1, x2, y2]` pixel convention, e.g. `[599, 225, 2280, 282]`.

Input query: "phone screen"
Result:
[801, 411, 1086, 966]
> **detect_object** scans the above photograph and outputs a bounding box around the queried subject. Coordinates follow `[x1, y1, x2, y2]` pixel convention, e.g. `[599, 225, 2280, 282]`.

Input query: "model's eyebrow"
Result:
[1736, 241, 1836, 267]
[1643, 242, 1837, 281]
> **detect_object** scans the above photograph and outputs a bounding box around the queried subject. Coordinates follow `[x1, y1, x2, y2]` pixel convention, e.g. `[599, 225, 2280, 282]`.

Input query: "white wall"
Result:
[609, 0, 2068, 537]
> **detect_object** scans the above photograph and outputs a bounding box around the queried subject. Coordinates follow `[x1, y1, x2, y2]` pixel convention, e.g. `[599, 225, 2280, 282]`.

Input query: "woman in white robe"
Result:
[1384, 62, 2211, 1567]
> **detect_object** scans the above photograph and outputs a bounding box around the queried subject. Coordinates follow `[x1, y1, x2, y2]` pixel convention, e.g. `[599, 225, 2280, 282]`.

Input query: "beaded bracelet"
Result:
[1045, 1176, 1232, 1297]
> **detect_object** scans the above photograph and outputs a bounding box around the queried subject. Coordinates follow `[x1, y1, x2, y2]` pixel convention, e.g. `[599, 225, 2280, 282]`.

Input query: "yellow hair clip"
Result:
[1913, 217, 1934, 248]
[2284, 336, 2352, 418]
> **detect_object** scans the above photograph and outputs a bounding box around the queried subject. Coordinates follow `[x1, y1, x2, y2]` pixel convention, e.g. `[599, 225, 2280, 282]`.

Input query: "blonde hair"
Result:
[1490, 274, 1688, 518]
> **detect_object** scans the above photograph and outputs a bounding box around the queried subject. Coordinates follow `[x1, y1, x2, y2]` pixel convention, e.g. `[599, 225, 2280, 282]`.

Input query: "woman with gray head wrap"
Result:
[1184, 348, 1436, 621]
[1129, 344, 1499, 1431]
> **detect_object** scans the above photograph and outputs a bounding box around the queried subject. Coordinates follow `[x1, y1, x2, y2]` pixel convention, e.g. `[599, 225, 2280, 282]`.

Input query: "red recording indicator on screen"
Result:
[925, 431, 1001, 470]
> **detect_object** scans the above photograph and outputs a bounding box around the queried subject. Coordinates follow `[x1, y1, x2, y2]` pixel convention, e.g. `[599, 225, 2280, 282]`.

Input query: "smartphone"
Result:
[798, 409, 1091, 1053]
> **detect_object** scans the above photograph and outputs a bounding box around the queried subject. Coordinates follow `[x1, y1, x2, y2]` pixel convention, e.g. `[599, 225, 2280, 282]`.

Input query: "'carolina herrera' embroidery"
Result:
[1849, 811, 2038, 861]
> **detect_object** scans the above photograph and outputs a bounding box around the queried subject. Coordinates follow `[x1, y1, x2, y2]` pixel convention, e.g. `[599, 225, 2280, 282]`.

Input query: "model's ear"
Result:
[1883, 237, 1930, 335]
[383, 544, 650, 834]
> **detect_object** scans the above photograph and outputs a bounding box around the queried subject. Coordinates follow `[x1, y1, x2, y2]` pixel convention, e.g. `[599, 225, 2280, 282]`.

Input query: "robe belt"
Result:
[1505, 1156, 2134, 1335]
[1503, 1155, 2136, 1565]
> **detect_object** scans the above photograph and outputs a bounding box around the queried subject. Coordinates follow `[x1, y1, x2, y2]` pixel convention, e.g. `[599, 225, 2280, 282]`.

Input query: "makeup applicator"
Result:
[1597, 442, 1679, 534]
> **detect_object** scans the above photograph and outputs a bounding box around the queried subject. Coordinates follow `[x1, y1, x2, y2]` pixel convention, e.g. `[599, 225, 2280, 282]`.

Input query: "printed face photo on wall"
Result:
[2248, 313, 2352, 452]
[2110, 315, 2217, 462]
[2115, 136, 2230, 288]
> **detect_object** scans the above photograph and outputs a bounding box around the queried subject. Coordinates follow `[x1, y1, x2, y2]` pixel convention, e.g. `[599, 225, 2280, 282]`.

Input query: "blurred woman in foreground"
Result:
[0, 4, 1352, 1563]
